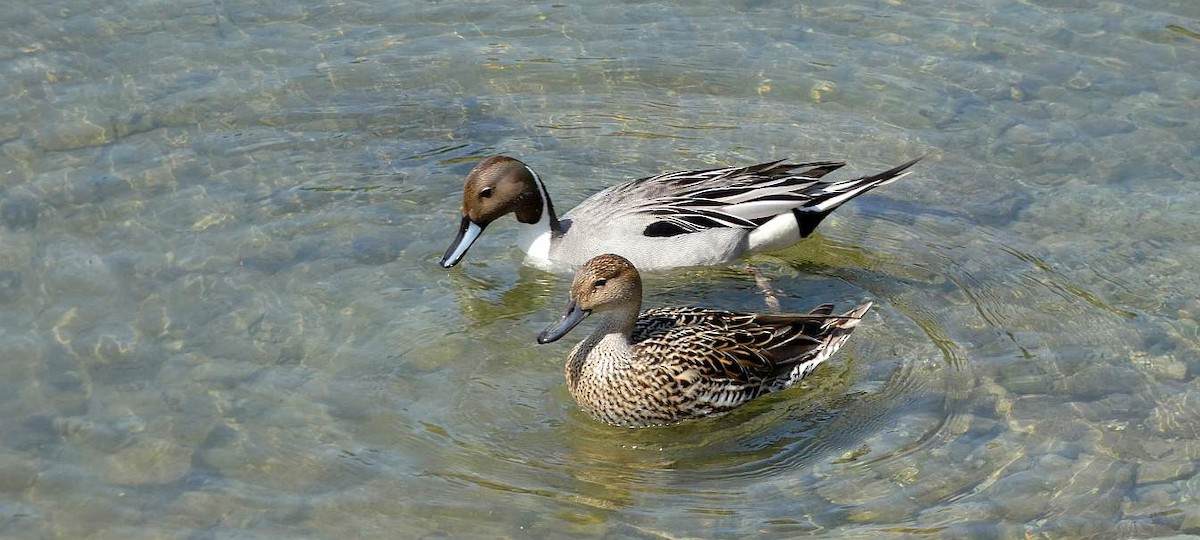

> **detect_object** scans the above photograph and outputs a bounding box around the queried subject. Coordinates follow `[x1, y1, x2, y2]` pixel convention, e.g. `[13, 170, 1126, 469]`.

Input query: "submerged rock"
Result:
[0, 270, 20, 303]
[1057, 363, 1138, 400]
[1, 193, 38, 230]
[1137, 459, 1196, 485]
[1149, 390, 1200, 438]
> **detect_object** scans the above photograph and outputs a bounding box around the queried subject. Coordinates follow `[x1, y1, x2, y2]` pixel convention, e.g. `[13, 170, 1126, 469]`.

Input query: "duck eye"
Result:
[593, 278, 607, 288]
[480, 187, 494, 198]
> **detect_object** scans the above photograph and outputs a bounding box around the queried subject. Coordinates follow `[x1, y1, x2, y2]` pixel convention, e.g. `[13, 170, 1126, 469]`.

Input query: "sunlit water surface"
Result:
[1, 0, 1198, 538]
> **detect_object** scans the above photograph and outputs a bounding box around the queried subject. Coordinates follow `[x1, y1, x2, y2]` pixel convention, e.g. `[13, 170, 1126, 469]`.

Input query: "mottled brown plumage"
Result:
[537, 254, 873, 428]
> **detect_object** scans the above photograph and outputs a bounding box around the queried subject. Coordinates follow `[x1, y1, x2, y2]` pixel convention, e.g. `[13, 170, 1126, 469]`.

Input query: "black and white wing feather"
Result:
[583, 159, 920, 238]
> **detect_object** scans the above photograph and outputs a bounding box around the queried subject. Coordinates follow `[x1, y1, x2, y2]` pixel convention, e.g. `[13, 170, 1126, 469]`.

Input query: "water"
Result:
[1, 0, 1197, 537]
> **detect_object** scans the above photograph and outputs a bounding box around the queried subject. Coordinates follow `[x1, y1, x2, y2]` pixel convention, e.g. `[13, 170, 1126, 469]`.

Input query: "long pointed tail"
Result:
[793, 157, 922, 237]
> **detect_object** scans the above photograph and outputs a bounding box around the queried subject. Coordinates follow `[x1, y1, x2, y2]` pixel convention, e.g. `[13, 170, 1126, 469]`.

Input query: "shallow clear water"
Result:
[1, 0, 1197, 537]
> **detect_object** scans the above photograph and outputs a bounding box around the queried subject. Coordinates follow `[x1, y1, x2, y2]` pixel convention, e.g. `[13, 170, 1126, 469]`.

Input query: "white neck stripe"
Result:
[516, 165, 555, 264]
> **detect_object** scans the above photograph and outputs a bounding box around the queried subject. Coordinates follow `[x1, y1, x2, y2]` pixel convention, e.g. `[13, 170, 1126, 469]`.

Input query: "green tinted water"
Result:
[1, 0, 1197, 538]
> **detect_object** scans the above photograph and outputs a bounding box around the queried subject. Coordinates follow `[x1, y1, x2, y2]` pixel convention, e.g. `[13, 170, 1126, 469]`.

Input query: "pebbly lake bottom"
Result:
[1, 0, 1198, 537]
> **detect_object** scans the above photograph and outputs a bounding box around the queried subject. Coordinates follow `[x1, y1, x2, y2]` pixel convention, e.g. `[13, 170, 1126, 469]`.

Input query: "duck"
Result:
[536, 253, 873, 428]
[440, 154, 920, 271]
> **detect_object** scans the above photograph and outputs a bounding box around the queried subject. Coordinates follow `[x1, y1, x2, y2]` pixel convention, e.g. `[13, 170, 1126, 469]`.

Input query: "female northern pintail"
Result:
[440, 155, 920, 271]
[536, 254, 872, 428]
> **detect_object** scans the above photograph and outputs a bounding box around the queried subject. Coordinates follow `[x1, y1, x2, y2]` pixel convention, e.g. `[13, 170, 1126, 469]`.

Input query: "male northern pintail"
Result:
[440, 155, 920, 271]
[536, 253, 872, 428]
